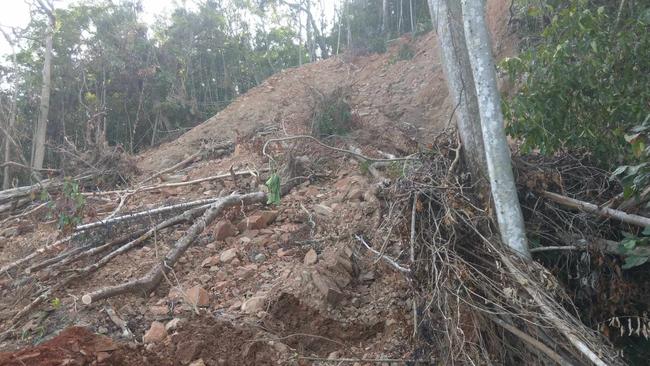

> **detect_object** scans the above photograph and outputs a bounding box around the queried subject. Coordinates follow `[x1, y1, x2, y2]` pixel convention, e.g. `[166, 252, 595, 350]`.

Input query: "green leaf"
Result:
[622, 255, 649, 269]
[265, 173, 281, 205]
[611, 165, 628, 177]
[643, 226, 650, 236]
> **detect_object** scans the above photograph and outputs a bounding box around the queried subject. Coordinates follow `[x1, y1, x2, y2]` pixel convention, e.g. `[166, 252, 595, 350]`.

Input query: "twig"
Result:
[354, 234, 410, 274]
[542, 190, 650, 227]
[138, 150, 202, 186]
[262, 135, 416, 164]
[490, 316, 575, 366]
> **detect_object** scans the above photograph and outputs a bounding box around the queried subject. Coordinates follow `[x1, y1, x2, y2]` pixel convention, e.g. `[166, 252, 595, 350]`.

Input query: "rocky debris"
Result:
[189, 359, 206, 366]
[241, 295, 267, 314]
[186, 285, 210, 307]
[238, 210, 279, 230]
[165, 318, 184, 332]
[219, 248, 239, 263]
[213, 220, 238, 241]
[312, 204, 333, 217]
[200, 255, 220, 268]
[143, 321, 168, 344]
[303, 249, 318, 265]
[253, 252, 267, 262]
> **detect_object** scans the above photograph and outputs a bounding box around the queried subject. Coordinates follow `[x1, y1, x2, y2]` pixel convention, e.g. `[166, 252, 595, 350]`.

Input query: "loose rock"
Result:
[143, 321, 167, 344]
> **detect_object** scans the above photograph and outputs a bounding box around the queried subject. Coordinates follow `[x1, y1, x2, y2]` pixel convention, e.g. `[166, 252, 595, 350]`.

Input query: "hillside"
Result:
[2, 1, 613, 365]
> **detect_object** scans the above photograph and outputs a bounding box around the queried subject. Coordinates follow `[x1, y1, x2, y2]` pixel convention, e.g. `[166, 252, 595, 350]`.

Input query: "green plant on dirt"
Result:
[45, 178, 86, 232]
[619, 227, 650, 269]
[611, 115, 650, 200]
[502, 1, 650, 167]
[265, 173, 281, 205]
[311, 88, 354, 138]
[50, 297, 62, 309]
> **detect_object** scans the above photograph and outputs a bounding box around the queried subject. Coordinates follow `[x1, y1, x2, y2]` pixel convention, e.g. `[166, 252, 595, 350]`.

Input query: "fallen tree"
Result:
[80, 191, 266, 304]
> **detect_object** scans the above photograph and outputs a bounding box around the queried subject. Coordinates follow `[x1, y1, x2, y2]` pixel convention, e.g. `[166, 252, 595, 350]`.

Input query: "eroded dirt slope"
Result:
[0, 1, 515, 365]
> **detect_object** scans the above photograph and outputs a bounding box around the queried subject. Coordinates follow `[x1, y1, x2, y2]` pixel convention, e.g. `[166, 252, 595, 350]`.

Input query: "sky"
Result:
[0, 0, 198, 54]
[0, 0, 336, 56]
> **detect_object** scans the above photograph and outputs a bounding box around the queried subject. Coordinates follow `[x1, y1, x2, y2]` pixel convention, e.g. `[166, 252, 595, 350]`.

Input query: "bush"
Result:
[311, 88, 355, 138]
[502, 2, 650, 166]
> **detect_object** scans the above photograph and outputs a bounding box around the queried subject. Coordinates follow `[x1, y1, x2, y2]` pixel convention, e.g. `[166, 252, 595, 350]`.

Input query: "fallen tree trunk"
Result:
[74, 196, 226, 232]
[542, 190, 650, 228]
[81, 192, 266, 304]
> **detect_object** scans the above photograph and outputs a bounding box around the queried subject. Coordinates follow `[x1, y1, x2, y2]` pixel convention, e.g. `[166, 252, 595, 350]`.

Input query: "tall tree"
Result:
[31, 0, 55, 175]
[0, 29, 19, 189]
[429, 0, 529, 259]
[460, 0, 529, 259]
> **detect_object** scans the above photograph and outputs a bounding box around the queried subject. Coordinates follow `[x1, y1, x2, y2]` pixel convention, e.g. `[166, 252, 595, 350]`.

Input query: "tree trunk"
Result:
[1, 33, 17, 189]
[382, 0, 389, 35]
[460, 0, 529, 259]
[31, 4, 55, 176]
[427, 0, 488, 181]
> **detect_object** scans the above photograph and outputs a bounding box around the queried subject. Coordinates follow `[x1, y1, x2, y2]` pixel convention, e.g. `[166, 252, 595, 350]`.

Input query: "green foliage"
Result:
[47, 178, 86, 231]
[311, 88, 354, 138]
[618, 227, 650, 269]
[611, 115, 650, 200]
[265, 173, 281, 205]
[50, 297, 62, 309]
[502, 1, 650, 167]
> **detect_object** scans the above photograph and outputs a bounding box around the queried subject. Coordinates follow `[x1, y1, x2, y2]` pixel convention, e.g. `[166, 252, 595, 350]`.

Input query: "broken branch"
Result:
[81, 192, 266, 304]
[542, 190, 650, 228]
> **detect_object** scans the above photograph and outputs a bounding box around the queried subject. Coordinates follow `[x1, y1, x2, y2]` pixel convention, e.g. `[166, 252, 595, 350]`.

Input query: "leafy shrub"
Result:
[611, 115, 650, 199]
[311, 88, 355, 138]
[43, 178, 86, 232]
[502, 2, 650, 166]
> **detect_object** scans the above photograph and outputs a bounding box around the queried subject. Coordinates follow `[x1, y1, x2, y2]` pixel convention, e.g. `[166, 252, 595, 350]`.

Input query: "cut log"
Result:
[542, 191, 650, 228]
[81, 192, 266, 305]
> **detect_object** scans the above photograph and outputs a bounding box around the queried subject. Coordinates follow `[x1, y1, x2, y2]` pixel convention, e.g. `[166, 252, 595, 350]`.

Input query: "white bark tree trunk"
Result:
[1, 30, 18, 189]
[427, 0, 488, 181]
[31, 2, 55, 174]
[382, 0, 389, 34]
[460, 0, 529, 259]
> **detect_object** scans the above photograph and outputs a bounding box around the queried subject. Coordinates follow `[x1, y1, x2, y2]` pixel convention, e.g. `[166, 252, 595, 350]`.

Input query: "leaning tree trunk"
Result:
[31, 7, 54, 175]
[460, 0, 529, 259]
[427, 0, 488, 182]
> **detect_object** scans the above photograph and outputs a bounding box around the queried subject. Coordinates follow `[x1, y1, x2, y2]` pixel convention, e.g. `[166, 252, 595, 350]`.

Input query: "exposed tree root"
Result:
[81, 192, 266, 305]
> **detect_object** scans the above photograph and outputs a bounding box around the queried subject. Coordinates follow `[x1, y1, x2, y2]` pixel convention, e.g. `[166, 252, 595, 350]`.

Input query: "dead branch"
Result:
[542, 190, 650, 228]
[139, 150, 202, 186]
[355, 234, 410, 273]
[0, 233, 79, 276]
[27, 228, 149, 274]
[74, 203, 212, 280]
[81, 192, 266, 305]
[74, 196, 225, 232]
[490, 316, 574, 365]
[262, 135, 416, 164]
[531, 236, 650, 257]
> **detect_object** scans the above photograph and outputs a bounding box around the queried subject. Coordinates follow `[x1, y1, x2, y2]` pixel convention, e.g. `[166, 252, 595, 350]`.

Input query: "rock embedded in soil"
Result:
[165, 318, 185, 332]
[143, 321, 167, 343]
[303, 249, 318, 265]
[186, 285, 210, 307]
[213, 220, 238, 241]
[219, 248, 238, 263]
[239, 210, 279, 230]
[241, 296, 267, 314]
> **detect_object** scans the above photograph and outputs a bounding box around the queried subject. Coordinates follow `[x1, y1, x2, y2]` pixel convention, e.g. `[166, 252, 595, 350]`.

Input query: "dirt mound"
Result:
[137, 0, 515, 173]
[0, 1, 518, 365]
[0, 327, 117, 366]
